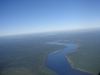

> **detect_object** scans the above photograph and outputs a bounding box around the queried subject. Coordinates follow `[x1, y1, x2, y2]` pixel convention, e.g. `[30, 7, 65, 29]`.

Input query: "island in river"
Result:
[53, 49, 62, 53]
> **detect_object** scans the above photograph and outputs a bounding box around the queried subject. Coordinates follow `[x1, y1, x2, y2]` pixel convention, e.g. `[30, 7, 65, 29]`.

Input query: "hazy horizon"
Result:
[0, 27, 100, 37]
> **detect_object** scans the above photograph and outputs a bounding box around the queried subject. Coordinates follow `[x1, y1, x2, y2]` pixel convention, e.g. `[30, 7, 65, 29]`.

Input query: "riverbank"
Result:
[66, 45, 92, 75]
[66, 56, 92, 75]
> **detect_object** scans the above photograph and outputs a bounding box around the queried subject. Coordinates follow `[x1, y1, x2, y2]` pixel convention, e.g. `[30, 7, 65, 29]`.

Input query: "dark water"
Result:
[45, 42, 91, 75]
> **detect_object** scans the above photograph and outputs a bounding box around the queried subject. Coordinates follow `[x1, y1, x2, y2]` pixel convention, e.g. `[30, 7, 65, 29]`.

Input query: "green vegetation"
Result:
[67, 44, 100, 75]
[0, 36, 66, 75]
[64, 31, 100, 75]
[0, 30, 100, 75]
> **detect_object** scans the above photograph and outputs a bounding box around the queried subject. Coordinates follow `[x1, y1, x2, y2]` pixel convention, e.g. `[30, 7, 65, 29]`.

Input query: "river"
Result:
[45, 42, 91, 75]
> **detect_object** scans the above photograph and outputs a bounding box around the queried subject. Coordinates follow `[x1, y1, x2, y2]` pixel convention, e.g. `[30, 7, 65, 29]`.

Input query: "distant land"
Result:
[58, 30, 100, 75]
[0, 29, 100, 75]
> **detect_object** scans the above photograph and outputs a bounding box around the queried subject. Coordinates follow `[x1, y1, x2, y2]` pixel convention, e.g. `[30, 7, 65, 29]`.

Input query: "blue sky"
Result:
[0, 0, 100, 36]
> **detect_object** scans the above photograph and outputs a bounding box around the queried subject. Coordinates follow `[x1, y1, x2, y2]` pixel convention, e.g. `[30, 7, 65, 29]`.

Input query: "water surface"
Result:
[45, 42, 91, 75]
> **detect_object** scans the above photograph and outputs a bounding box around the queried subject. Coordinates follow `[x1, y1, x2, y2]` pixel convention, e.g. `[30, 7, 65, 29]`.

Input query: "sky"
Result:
[0, 0, 100, 36]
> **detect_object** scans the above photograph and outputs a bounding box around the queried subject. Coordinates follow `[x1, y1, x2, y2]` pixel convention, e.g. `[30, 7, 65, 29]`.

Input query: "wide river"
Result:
[45, 42, 91, 75]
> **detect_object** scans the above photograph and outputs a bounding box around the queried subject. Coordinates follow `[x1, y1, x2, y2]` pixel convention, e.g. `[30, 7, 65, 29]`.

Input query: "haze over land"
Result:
[0, 30, 100, 75]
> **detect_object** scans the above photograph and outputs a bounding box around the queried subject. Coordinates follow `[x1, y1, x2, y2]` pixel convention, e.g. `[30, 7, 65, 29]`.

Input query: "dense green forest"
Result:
[0, 35, 66, 75]
[66, 33, 100, 75]
[59, 30, 100, 75]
